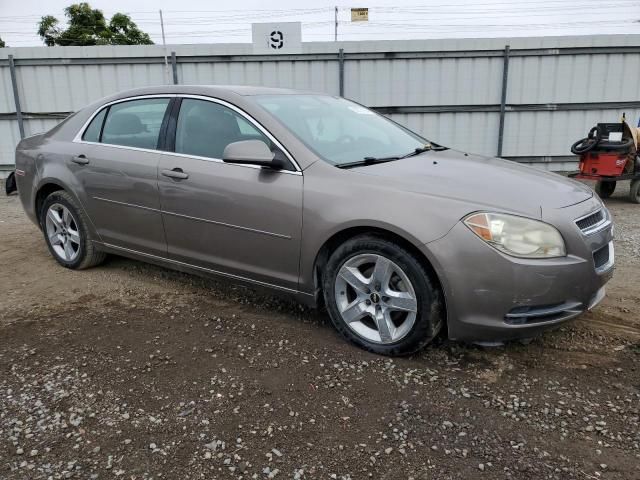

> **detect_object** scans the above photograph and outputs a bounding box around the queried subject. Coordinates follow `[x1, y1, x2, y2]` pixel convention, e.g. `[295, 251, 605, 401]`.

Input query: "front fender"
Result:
[297, 162, 472, 294]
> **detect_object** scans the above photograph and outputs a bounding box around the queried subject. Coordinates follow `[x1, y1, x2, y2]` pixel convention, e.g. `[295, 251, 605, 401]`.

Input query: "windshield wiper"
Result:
[336, 144, 449, 169]
[400, 143, 447, 159]
[335, 156, 400, 169]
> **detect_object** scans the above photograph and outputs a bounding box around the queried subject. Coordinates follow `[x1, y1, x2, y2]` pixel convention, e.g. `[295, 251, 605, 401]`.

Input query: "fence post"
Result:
[171, 51, 178, 85]
[338, 48, 345, 97]
[8, 55, 25, 140]
[496, 45, 510, 157]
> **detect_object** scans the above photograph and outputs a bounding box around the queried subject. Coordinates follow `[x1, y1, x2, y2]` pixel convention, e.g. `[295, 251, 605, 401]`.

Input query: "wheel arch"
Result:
[33, 179, 99, 240]
[311, 225, 447, 327]
[34, 180, 67, 225]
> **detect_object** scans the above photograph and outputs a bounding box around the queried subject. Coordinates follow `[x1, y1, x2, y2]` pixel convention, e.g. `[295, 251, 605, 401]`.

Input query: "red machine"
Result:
[579, 152, 629, 177]
[570, 120, 640, 203]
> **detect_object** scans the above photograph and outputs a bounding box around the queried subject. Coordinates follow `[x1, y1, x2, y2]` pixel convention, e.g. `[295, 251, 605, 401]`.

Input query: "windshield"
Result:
[254, 95, 427, 165]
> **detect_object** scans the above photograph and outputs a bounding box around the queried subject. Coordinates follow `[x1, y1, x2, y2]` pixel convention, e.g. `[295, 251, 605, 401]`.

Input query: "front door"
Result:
[157, 97, 303, 291]
[73, 97, 171, 256]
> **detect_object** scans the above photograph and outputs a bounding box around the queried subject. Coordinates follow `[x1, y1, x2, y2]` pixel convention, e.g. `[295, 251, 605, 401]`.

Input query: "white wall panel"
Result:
[0, 120, 20, 165]
[507, 54, 640, 104]
[1, 35, 640, 168]
[387, 112, 500, 157]
[502, 109, 640, 158]
[0, 67, 14, 113]
[345, 56, 503, 107]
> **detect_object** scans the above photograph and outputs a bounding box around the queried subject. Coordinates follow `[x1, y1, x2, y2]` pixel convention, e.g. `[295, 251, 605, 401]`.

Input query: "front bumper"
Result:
[424, 198, 614, 343]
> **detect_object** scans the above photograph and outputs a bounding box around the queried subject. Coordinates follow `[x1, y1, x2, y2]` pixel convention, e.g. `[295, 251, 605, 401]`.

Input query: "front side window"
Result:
[100, 98, 170, 150]
[254, 95, 427, 165]
[175, 99, 271, 160]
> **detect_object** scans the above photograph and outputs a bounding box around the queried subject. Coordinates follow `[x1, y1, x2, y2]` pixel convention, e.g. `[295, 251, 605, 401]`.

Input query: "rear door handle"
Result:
[161, 168, 189, 180]
[71, 154, 89, 165]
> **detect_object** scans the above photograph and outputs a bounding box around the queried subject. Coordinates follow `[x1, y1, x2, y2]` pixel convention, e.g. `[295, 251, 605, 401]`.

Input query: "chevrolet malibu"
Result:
[14, 86, 614, 355]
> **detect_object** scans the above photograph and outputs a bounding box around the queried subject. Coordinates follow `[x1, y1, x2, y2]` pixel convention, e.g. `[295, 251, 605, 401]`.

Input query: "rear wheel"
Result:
[322, 235, 443, 356]
[630, 179, 640, 204]
[595, 180, 616, 199]
[41, 191, 106, 269]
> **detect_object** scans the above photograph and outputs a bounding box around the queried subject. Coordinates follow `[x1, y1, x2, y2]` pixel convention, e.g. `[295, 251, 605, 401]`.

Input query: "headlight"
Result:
[464, 212, 566, 258]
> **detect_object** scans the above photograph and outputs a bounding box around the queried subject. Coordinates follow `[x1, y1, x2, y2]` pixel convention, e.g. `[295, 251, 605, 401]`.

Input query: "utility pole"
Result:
[159, 9, 170, 84]
[334, 6, 338, 41]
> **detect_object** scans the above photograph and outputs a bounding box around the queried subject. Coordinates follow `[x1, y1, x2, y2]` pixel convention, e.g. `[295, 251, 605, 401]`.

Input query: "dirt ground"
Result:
[1, 180, 639, 480]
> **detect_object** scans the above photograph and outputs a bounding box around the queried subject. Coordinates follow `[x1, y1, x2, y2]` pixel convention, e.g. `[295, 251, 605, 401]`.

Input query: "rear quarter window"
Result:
[82, 108, 107, 142]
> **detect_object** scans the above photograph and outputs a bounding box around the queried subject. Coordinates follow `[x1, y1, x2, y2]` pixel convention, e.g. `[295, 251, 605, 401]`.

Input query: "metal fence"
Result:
[2, 34, 640, 171]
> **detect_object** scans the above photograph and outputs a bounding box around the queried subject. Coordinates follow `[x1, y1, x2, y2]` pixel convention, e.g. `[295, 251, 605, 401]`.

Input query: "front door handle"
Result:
[71, 154, 89, 165]
[161, 168, 189, 180]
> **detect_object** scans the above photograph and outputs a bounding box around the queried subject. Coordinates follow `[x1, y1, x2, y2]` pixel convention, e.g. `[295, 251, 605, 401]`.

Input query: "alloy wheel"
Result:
[45, 203, 81, 262]
[334, 253, 418, 344]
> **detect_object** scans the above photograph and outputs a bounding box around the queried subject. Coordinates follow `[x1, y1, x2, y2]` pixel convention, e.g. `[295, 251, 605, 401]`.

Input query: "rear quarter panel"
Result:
[16, 134, 100, 240]
[16, 106, 101, 230]
[15, 134, 45, 225]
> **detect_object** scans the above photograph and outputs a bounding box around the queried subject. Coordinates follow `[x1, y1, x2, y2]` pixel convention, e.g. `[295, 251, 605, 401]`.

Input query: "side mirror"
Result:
[222, 140, 284, 170]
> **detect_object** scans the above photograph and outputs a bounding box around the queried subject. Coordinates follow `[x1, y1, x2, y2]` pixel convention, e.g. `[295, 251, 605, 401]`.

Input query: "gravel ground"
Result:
[0, 180, 639, 480]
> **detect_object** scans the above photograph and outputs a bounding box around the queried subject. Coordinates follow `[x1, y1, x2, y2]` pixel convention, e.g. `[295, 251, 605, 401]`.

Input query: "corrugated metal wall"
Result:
[2, 35, 640, 170]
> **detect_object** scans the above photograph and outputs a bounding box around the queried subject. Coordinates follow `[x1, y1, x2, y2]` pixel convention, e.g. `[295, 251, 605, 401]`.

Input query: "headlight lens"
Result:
[464, 212, 566, 258]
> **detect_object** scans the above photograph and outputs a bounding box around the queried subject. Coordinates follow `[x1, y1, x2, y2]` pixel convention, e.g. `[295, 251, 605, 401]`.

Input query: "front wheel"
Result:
[322, 235, 444, 356]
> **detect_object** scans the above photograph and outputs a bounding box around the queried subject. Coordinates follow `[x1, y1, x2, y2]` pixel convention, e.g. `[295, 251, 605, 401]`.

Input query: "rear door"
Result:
[157, 97, 303, 291]
[73, 96, 171, 256]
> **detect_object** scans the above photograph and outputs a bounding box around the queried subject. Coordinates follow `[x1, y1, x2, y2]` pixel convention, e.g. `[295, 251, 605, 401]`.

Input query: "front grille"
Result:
[576, 209, 604, 232]
[593, 244, 610, 269]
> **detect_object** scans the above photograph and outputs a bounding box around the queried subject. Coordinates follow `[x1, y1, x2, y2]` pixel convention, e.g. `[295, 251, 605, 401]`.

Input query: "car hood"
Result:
[351, 149, 592, 218]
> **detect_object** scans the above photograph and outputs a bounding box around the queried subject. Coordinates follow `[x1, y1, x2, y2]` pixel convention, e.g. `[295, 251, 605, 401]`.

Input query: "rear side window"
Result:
[175, 99, 271, 159]
[100, 98, 170, 150]
[82, 108, 107, 142]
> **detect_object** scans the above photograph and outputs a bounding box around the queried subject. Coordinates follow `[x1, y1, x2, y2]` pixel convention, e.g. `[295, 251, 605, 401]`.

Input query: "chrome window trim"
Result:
[72, 93, 302, 176]
[157, 150, 302, 175]
[72, 94, 176, 144]
[575, 208, 611, 236]
[178, 94, 301, 173]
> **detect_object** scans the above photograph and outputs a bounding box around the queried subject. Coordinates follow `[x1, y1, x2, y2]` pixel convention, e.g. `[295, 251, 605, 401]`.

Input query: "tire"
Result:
[595, 181, 616, 199]
[5, 171, 17, 195]
[630, 179, 640, 204]
[322, 234, 444, 356]
[40, 190, 106, 269]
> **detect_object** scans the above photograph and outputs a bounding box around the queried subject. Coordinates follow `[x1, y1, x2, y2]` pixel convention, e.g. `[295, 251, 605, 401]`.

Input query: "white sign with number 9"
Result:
[252, 22, 302, 54]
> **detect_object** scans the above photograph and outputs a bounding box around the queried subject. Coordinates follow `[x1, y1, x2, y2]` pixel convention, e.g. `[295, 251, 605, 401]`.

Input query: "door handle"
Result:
[71, 154, 89, 165]
[161, 168, 189, 180]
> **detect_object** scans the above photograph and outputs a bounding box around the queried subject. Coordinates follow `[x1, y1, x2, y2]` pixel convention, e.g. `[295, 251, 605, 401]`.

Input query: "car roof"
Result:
[105, 84, 324, 100]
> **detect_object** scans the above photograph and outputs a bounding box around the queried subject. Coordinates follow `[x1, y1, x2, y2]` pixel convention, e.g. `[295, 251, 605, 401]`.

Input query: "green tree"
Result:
[37, 3, 153, 46]
[37, 16, 61, 46]
[0, 37, 6, 48]
[108, 13, 153, 45]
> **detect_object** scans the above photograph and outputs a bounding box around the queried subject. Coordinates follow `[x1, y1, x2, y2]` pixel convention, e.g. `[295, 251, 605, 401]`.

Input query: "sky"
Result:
[1, 0, 639, 47]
